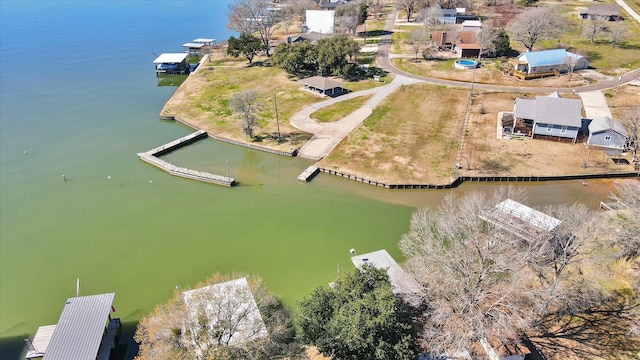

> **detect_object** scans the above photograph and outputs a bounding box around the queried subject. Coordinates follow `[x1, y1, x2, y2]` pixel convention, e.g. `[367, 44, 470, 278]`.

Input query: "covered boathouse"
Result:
[153, 53, 189, 74]
[25, 293, 120, 360]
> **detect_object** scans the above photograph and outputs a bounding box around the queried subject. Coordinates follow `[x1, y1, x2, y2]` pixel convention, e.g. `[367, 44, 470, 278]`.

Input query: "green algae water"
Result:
[0, 1, 622, 359]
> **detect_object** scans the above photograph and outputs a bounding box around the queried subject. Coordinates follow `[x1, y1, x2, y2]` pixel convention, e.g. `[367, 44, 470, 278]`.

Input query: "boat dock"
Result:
[298, 165, 319, 182]
[138, 130, 235, 187]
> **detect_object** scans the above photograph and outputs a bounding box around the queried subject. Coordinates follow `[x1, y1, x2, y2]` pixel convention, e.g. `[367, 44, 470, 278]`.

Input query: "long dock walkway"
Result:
[138, 131, 235, 186]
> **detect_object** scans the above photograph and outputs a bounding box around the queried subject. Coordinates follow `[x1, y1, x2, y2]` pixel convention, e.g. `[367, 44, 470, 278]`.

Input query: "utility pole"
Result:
[612, 71, 624, 108]
[274, 94, 281, 143]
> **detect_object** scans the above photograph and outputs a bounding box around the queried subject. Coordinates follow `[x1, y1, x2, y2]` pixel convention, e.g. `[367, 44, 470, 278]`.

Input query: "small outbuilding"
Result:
[153, 53, 190, 74]
[587, 116, 629, 155]
[298, 76, 346, 97]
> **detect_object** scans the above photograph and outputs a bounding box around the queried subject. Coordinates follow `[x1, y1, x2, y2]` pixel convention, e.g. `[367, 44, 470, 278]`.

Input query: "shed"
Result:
[587, 116, 629, 154]
[153, 53, 190, 74]
[182, 278, 267, 349]
[298, 76, 346, 96]
[35, 293, 120, 360]
[461, 19, 482, 32]
[455, 43, 481, 58]
[351, 249, 422, 299]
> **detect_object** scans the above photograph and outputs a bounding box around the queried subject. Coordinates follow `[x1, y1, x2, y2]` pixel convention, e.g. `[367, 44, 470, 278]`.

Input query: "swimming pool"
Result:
[454, 59, 478, 69]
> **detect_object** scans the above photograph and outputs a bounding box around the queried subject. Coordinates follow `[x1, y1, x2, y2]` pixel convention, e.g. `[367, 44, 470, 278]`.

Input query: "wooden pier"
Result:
[298, 165, 319, 182]
[138, 131, 235, 186]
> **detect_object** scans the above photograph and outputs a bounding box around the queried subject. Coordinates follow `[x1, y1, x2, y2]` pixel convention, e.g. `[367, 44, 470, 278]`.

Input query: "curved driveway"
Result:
[292, 7, 640, 160]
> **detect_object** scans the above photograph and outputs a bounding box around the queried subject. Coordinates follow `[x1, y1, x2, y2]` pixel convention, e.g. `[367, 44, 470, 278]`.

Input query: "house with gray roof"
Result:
[587, 116, 629, 154]
[26, 293, 120, 360]
[512, 49, 589, 75]
[579, 4, 622, 21]
[513, 93, 584, 143]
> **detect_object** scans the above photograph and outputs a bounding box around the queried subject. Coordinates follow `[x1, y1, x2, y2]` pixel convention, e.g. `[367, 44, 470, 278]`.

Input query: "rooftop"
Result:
[351, 249, 422, 296]
[298, 76, 344, 91]
[520, 49, 585, 67]
[43, 293, 115, 360]
[153, 53, 189, 64]
[589, 116, 628, 136]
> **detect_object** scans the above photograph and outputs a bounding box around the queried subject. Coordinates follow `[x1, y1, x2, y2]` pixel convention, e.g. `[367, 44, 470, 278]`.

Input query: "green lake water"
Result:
[0, 1, 626, 359]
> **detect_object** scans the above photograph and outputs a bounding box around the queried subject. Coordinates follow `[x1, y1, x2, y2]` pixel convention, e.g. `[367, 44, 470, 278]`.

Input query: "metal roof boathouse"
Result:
[25, 293, 120, 360]
[153, 53, 190, 74]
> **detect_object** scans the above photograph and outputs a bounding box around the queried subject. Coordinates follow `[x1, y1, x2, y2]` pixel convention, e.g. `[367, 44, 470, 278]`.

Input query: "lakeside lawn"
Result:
[310, 95, 373, 123]
[160, 54, 386, 151]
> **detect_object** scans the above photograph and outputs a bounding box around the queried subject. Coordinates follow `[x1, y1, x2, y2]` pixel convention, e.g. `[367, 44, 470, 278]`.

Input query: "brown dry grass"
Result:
[460, 91, 636, 178]
[318, 84, 468, 184]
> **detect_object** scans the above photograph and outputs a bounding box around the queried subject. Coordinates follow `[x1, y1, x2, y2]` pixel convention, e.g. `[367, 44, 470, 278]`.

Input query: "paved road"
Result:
[616, 0, 640, 23]
[291, 7, 640, 160]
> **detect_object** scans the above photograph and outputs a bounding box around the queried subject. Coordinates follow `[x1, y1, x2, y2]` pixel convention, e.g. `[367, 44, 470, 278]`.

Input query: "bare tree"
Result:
[608, 21, 627, 48]
[420, 4, 443, 32]
[476, 23, 498, 59]
[134, 273, 302, 360]
[508, 6, 563, 51]
[579, 144, 592, 168]
[605, 181, 640, 261]
[621, 106, 640, 162]
[583, 17, 605, 43]
[229, 90, 261, 138]
[399, 188, 603, 355]
[400, 188, 539, 356]
[227, 0, 280, 56]
[562, 52, 583, 82]
[407, 28, 430, 61]
[397, 0, 419, 22]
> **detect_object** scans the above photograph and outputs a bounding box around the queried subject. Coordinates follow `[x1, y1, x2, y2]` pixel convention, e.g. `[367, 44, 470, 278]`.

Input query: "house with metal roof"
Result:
[480, 199, 562, 242]
[579, 4, 622, 21]
[513, 49, 589, 75]
[351, 249, 422, 304]
[587, 116, 629, 154]
[513, 93, 584, 143]
[25, 293, 120, 360]
[153, 53, 190, 74]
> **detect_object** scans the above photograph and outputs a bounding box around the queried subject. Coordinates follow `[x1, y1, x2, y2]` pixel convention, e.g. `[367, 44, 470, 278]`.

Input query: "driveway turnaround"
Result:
[579, 91, 613, 119]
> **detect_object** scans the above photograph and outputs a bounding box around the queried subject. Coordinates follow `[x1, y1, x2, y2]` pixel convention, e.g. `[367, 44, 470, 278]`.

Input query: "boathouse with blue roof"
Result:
[513, 49, 589, 74]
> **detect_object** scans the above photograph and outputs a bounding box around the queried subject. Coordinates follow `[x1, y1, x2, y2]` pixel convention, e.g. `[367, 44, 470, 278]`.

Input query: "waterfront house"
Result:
[510, 49, 589, 78]
[579, 4, 622, 21]
[26, 293, 120, 360]
[587, 116, 629, 155]
[153, 53, 190, 75]
[513, 92, 584, 143]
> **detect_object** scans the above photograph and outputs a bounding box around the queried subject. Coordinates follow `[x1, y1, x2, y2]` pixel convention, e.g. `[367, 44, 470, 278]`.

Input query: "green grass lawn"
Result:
[310, 95, 373, 122]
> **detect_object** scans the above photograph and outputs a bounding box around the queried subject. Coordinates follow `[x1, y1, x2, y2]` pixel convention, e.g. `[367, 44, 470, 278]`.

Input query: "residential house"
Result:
[587, 116, 629, 155]
[431, 30, 479, 58]
[439, 8, 458, 24]
[579, 4, 622, 21]
[512, 92, 584, 143]
[511, 49, 589, 75]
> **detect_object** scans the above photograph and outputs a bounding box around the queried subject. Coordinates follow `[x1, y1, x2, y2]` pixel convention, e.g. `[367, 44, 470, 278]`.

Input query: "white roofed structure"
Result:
[182, 278, 268, 349]
[480, 199, 562, 242]
[153, 53, 189, 64]
[351, 250, 422, 298]
[193, 38, 215, 44]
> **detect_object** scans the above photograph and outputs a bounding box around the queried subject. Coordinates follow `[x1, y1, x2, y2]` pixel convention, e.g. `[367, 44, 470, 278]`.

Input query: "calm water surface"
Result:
[0, 1, 622, 358]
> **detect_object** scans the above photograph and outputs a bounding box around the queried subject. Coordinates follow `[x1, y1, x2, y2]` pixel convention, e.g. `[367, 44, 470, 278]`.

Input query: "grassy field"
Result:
[310, 95, 373, 123]
[318, 84, 469, 184]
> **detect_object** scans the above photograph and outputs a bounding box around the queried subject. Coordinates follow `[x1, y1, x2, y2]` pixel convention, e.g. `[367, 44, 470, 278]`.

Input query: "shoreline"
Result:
[158, 56, 638, 188]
